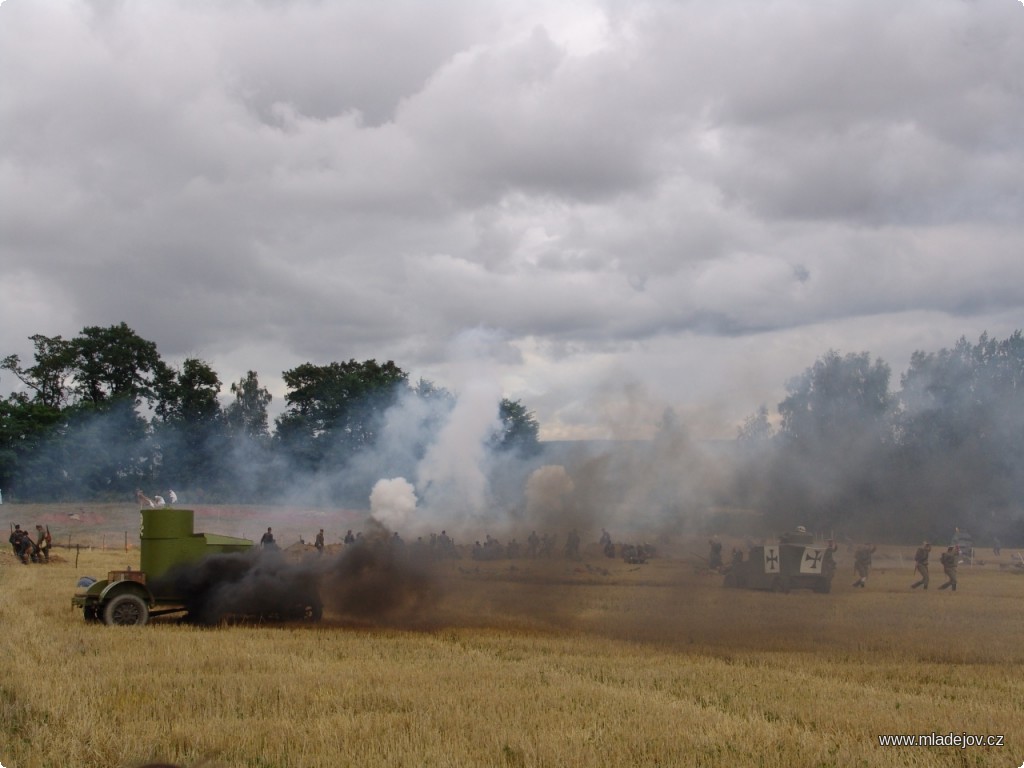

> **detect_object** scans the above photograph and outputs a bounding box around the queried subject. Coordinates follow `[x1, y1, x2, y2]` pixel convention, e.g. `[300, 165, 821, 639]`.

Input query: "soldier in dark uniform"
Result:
[314, 529, 325, 554]
[708, 538, 724, 572]
[911, 541, 931, 589]
[852, 543, 876, 588]
[564, 529, 581, 560]
[939, 546, 958, 591]
[822, 539, 838, 580]
[260, 527, 277, 550]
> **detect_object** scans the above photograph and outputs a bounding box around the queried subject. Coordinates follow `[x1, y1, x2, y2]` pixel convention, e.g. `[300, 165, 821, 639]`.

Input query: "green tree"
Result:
[737, 405, 774, 443]
[771, 350, 895, 532]
[225, 370, 273, 440]
[275, 359, 408, 471]
[1, 334, 77, 409]
[493, 398, 541, 455]
[779, 350, 893, 448]
[72, 322, 169, 406]
[896, 331, 1024, 537]
[152, 358, 225, 491]
[0, 395, 65, 500]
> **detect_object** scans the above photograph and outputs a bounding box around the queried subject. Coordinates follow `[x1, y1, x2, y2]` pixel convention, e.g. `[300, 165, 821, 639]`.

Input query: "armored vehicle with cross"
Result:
[723, 528, 835, 593]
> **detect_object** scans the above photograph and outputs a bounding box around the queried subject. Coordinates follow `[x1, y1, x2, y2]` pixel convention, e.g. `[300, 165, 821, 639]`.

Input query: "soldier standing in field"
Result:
[314, 528, 325, 554]
[852, 542, 876, 588]
[34, 524, 51, 563]
[822, 539, 838, 580]
[910, 541, 931, 589]
[708, 538, 724, 572]
[939, 546, 958, 591]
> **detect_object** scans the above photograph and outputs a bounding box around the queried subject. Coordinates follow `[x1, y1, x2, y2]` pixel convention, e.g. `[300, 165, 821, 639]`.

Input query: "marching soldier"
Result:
[852, 542, 876, 588]
[910, 540, 931, 589]
[939, 546, 958, 591]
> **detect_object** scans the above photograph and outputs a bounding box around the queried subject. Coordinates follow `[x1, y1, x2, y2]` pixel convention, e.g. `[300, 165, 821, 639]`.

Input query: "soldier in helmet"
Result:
[911, 540, 931, 589]
[939, 546, 958, 591]
[852, 542, 876, 588]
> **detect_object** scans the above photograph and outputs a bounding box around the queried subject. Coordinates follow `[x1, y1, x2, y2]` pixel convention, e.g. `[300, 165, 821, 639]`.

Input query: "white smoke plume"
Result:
[369, 477, 418, 531]
[416, 375, 502, 522]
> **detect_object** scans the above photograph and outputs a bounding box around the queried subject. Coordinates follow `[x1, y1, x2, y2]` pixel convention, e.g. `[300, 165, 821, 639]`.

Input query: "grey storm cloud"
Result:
[1, 0, 1022, 440]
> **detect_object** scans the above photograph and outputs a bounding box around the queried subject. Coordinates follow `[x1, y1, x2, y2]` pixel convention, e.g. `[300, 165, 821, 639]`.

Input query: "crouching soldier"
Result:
[939, 546, 958, 591]
[35, 524, 51, 563]
[911, 541, 931, 590]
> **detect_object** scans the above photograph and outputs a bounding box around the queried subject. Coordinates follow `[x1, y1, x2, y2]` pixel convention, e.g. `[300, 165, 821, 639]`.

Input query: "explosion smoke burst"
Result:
[370, 477, 418, 530]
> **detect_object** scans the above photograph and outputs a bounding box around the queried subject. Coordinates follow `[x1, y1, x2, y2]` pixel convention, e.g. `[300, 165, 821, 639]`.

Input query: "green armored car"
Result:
[72, 508, 321, 625]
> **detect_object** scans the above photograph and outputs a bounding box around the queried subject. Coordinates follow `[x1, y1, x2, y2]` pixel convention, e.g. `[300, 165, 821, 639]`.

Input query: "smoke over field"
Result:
[155, 521, 436, 626]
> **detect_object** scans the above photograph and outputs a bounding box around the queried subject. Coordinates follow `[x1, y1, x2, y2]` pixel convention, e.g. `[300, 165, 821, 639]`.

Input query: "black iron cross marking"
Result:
[765, 549, 779, 570]
[804, 549, 823, 571]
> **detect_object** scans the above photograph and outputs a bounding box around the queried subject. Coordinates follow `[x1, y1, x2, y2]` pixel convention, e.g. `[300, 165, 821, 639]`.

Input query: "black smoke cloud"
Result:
[154, 522, 437, 625]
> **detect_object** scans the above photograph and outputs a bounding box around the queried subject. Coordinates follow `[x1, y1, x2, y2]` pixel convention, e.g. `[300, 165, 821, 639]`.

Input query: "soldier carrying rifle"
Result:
[911, 541, 931, 590]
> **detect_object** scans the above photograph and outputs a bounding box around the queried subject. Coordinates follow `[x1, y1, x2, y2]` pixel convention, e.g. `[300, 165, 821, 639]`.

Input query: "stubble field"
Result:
[1, 504, 1022, 768]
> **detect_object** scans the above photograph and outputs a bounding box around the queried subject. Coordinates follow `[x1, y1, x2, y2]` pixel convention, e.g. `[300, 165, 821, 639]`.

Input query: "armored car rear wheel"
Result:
[103, 594, 150, 626]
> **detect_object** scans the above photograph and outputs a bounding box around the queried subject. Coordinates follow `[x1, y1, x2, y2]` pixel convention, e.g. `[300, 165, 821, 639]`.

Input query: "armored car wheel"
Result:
[103, 593, 150, 626]
[771, 576, 791, 594]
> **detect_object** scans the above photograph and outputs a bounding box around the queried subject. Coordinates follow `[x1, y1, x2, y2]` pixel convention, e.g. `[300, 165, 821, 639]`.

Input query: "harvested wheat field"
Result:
[1, 513, 1022, 768]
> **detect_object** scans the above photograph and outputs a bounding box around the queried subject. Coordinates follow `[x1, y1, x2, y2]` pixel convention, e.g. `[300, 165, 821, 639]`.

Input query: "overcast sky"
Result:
[1, 0, 1022, 441]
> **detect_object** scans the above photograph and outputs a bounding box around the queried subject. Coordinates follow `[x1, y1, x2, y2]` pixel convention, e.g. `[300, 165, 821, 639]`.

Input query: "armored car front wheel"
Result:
[103, 593, 150, 626]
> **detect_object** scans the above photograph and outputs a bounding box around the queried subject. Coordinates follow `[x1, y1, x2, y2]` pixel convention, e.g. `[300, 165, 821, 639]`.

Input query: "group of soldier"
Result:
[835, 538, 960, 591]
[8, 523, 51, 564]
[910, 540, 959, 592]
[280, 524, 645, 565]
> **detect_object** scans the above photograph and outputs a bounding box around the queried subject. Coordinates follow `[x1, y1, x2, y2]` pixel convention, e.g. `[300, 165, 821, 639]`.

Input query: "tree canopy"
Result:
[0, 324, 541, 505]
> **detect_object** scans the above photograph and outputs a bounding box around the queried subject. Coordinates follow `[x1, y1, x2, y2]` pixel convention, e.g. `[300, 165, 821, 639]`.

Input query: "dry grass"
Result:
[1, 529, 1022, 768]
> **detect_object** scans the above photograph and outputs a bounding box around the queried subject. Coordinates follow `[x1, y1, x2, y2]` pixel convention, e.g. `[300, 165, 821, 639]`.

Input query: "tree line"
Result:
[733, 331, 1024, 544]
[0, 322, 539, 504]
